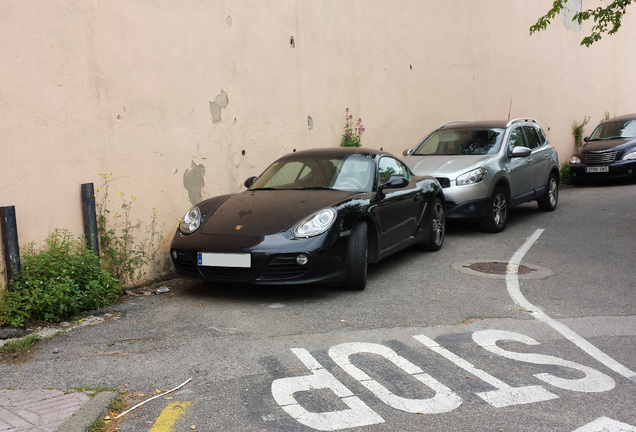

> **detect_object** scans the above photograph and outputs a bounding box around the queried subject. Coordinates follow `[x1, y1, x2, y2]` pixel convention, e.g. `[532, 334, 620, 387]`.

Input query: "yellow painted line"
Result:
[149, 401, 194, 432]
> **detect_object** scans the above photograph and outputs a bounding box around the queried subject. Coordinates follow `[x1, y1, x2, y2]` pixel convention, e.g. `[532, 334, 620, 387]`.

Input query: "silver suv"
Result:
[403, 118, 559, 232]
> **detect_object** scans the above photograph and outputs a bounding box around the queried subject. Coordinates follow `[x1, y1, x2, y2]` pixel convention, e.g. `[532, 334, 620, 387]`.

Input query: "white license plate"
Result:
[585, 166, 609, 173]
[198, 252, 251, 268]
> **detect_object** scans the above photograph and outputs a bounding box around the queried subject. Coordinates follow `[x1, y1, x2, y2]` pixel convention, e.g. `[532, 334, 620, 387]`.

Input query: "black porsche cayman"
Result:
[170, 147, 445, 290]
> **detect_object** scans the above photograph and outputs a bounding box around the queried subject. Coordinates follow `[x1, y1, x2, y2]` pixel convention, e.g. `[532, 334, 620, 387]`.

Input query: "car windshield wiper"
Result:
[293, 187, 336, 191]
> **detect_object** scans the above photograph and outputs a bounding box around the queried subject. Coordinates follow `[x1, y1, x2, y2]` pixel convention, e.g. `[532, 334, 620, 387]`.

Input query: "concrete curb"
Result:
[55, 391, 118, 432]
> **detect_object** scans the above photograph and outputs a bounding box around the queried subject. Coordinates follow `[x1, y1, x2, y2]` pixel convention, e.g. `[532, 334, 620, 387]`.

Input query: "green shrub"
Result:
[559, 161, 572, 186]
[0, 230, 121, 328]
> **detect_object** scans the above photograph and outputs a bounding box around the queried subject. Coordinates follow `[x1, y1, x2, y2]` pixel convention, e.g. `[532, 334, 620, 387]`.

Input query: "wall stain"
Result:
[183, 161, 206, 205]
[209, 89, 229, 123]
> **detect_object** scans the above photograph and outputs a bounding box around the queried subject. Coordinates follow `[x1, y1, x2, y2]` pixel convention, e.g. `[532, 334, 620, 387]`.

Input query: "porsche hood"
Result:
[199, 189, 356, 236]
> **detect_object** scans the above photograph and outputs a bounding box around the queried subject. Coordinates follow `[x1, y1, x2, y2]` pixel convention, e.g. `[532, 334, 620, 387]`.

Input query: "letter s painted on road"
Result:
[472, 330, 615, 393]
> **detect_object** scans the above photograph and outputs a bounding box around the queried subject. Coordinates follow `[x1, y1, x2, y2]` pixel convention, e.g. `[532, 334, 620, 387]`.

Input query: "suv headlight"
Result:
[456, 168, 487, 186]
[622, 151, 636, 161]
[570, 156, 581, 164]
[293, 208, 337, 238]
[179, 206, 202, 234]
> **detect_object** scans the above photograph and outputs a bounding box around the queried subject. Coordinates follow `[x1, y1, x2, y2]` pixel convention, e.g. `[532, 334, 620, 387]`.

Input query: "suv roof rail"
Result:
[438, 120, 469, 130]
[506, 118, 537, 127]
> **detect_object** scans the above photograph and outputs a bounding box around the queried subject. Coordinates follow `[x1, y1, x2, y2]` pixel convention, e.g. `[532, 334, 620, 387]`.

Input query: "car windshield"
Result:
[250, 154, 375, 192]
[413, 127, 504, 155]
[588, 119, 636, 141]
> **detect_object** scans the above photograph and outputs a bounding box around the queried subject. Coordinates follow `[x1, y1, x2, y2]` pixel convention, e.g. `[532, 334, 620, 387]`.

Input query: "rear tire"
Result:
[343, 221, 367, 291]
[420, 197, 445, 251]
[481, 186, 509, 233]
[538, 173, 559, 211]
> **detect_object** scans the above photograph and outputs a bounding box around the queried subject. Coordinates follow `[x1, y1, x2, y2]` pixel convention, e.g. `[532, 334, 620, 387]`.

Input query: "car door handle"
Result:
[413, 193, 423, 202]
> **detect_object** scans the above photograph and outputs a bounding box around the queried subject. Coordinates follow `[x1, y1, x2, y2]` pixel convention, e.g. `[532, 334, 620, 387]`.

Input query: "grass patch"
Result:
[0, 334, 41, 360]
[87, 394, 129, 432]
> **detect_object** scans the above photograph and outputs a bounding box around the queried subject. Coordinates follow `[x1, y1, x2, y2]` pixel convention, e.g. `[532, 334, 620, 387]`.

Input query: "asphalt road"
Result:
[1, 182, 635, 432]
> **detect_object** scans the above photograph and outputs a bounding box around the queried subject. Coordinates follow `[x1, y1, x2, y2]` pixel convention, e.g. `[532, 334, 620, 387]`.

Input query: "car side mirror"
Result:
[380, 175, 409, 189]
[373, 176, 409, 203]
[403, 148, 414, 156]
[583, 136, 589, 142]
[510, 146, 532, 158]
[244, 176, 258, 188]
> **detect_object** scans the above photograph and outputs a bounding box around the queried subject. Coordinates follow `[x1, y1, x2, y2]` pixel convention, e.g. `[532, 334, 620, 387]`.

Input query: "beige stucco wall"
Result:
[1, 0, 635, 285]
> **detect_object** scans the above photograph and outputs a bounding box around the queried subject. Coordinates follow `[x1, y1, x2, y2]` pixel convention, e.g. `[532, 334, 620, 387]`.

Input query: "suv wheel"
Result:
[481, 186, 509, 233]
[537, 173, 558, 211]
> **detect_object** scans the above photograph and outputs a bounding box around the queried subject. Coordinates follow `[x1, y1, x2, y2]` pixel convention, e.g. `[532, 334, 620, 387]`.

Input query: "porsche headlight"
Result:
[293, 208, 337, 238]
[179, 206, 202, 234]
[456, 168, 487, 186]
[570, 156, 581, 164]
[622, 151, 636, 161]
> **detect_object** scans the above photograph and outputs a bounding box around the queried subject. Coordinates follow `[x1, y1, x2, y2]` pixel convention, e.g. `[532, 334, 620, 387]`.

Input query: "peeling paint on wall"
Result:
[561, 0, 582, 32]
[209, 89, 229, 123]
[307, 115, 313, 130]
[183, 161, 206, 205]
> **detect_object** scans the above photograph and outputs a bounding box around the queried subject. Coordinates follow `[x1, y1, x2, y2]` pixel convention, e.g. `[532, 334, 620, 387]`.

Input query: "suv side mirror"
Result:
[403, 148, 414, 156]
[510, 146, 532, 158]
[583, 136, 589, 143]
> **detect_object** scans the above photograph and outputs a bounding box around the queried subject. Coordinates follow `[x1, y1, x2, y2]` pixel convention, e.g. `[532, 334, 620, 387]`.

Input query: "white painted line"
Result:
[506, 229, 636, 383]
[572, 416, 636, 432]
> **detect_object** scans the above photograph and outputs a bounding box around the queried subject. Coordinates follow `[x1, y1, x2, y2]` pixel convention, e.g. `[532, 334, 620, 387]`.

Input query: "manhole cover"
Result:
[467, 261, 534, 275]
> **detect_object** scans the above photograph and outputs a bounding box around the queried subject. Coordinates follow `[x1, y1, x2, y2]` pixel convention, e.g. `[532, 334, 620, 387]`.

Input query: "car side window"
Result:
[522, 126, 541, 149]
[507, 127, 526, 154]
[378, 157, 408, 184]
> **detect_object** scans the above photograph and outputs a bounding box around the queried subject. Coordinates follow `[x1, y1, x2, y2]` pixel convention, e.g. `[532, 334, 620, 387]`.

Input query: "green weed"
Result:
[95, 173, 164, 287]
[559, 162, 572, 186]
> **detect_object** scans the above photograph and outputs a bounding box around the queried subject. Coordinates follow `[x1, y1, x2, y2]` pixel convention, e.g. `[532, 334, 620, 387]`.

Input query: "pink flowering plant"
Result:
[340, 108, 365, 147]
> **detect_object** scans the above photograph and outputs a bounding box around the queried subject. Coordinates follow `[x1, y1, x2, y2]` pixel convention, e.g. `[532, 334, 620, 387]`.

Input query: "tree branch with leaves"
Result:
[530, 0, 633, 46]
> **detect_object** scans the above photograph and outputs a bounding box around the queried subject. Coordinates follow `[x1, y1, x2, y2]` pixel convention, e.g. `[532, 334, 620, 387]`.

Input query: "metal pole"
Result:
[81, 183, 100, 257]
[0, 206, 21, 290]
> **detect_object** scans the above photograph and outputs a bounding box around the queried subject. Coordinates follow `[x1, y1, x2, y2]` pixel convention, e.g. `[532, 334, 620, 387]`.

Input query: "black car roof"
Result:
[279, 147, 394, 160]
[599, 113, 636, 124]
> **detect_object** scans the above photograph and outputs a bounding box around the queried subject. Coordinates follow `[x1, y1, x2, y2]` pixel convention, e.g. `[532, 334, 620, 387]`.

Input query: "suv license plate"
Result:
[198, 252, 251, 268]
[586, 166, 609, 173]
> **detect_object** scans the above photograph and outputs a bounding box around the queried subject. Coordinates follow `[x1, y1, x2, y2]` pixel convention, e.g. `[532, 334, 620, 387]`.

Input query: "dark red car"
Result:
[570, 113, 636, 184]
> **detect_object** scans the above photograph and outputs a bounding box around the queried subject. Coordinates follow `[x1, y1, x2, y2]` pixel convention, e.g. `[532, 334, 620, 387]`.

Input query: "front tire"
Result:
[344, 221, 367, 290]
[421, 197, 445, 251]
[481, 186, 509, 233]
[538, 173, 558, 211]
